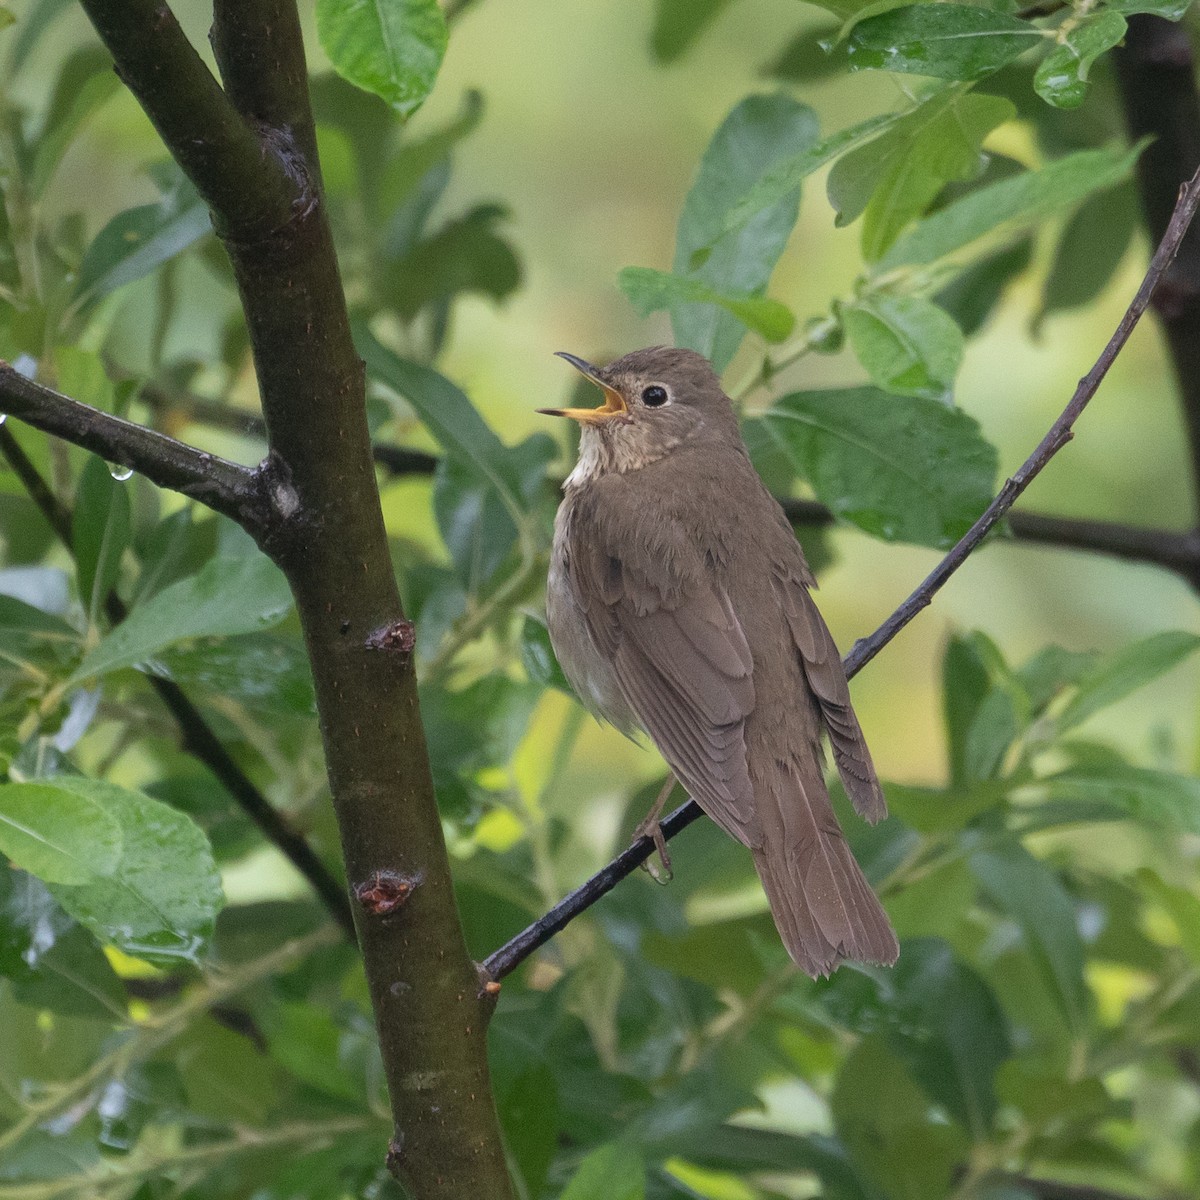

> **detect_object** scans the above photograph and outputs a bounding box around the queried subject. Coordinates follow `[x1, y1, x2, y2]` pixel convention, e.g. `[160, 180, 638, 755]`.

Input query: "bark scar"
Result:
[366, 618, 416, 656]
[354, 869, 421, 915]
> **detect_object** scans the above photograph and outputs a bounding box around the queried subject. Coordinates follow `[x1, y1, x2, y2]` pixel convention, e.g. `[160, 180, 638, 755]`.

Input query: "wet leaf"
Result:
[749, 386, 997, 548]
[45, 777, 223, 966]
[880, 142, 1146, 270]
[68, 552, 293, 686]
[0, 781, 121, 885]
[1034, 11, 1127, 109]
[828, 89, 1013, 260]
[848, 6, 1043, 81]
[316, 0, 447, 118]
[844, 294, 964, 402]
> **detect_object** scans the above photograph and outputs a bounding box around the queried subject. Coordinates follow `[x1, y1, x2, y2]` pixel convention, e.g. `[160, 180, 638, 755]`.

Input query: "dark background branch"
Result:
[483, 165, 1200, 982]
[139, 385, 1200, 588]
[1115, 16, 1200, 508]
[0, 424, 356, 939]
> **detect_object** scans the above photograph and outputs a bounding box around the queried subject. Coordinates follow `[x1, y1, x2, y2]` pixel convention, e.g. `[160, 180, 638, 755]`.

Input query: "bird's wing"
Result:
[770, 558, 886, 823]
[566, 509, 762, 849]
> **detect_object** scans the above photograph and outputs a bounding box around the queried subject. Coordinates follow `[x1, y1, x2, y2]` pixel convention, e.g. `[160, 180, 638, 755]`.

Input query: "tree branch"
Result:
[482, 164, 1200, 983]
[0, 361, 266, 530]
[76, 0, 302, 238]
[1114, 16, 1200, 509]
[73, 2, 514, 1193]
[0, 424, 356, 940]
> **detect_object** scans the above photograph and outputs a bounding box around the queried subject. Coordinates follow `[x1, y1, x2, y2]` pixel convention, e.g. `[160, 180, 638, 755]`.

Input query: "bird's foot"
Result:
[634, 774, 676, 884]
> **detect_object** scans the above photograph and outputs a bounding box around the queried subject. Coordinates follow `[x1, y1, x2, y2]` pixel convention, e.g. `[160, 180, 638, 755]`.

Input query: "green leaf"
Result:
[936, 238, 1034, 336]
[824, 937, 1011, 1134]
[1038, 764, 1200, 836]
[963, 688, 1020, 781]
[651, 0, 734, 62]
[520, 615, 572, 694]
[73, 184, 211, 310]
[1056, 631, 1200, 733]
[0, 782, 122, 885]
[357, 324, 535, 517]
[749, 387, 997, 548]
[1, 874, 126, 1019]
[721, 109, 900, 240]
[68, 552, 293, 686]
[560, 1141, 646, 1200]
[45, 777, 223, 965]
[828, 90, 1014, 260]
[72, 456, 131, 621]
[848, 6, 1044, 81]
[618, 267, 795, 344]
[942, 634, 991, 787]
[880, 142, 1146, 270]
[1107, 0, 1192, 15]
[669, 93, 817, 370]
[832, 1035, 966, 1200]
[764, 23, 848, 82]
[375, 89, 483, 214]
[968, 842, 1088, 1030]
[1034, 183, 1138, 331]
[29, 47, 120, 199]
[433, 433, 554, 589]
[316, 0, 447, 118]
[499, 1065, 559, 1198]
[382, 203, 521, 321]
[844, 294, 964, 402]
[1034, 10, 1126, 109]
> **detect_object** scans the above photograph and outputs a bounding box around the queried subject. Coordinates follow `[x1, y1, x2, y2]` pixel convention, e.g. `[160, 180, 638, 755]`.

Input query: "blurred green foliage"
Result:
[2, 1, 1200, 1199]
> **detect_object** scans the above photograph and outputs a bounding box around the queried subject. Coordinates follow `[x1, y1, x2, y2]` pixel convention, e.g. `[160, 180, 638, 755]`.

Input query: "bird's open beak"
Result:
[538, 352, 628, 422]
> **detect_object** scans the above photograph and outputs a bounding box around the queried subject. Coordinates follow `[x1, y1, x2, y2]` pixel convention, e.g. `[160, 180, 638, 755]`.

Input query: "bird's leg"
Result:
[634, 774, 677, 883]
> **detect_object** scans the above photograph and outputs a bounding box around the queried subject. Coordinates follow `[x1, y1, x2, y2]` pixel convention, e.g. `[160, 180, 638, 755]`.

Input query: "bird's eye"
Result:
[641, 385, 669, 407]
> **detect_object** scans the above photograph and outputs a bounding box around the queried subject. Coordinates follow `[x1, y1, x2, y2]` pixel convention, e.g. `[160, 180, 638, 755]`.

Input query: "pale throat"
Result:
[564, 419, 683, 489]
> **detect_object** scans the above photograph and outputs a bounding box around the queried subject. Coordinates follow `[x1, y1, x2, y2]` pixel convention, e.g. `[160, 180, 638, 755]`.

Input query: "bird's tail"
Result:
[751, 753, 898, 978]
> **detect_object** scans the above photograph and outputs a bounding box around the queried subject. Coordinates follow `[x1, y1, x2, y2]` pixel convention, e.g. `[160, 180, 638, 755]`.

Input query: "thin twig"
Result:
[0, 425, 356, 939]
[482, 164, 1200, 982]
[0, 362, 265, 530]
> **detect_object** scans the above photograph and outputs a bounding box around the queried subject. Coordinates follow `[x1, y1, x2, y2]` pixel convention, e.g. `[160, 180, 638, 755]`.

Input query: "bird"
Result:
[539, 345, 898, 977]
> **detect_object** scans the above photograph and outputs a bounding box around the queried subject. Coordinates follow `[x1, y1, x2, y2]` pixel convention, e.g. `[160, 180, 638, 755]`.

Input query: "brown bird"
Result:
[540, 346, 898, 977]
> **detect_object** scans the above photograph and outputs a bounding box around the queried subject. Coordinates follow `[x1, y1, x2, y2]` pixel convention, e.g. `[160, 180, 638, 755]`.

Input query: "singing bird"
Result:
[540, 346, 898, 977]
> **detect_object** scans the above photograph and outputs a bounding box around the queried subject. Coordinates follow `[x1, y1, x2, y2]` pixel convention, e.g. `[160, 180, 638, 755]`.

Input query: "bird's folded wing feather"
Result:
[770, 562, 887, 823]
[566, 521, 762, 849]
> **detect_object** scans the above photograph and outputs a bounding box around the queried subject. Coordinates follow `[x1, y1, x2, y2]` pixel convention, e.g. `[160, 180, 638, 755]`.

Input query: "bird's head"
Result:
[539, 346, 736, 476]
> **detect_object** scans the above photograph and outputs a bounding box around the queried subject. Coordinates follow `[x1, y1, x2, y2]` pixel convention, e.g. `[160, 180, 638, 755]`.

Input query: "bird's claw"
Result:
[635, 816, 673, 884]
